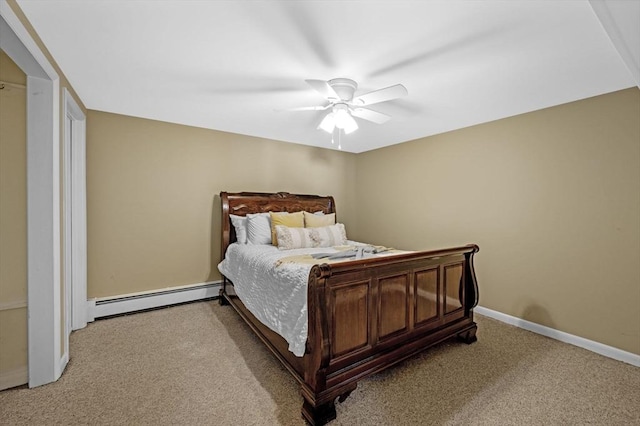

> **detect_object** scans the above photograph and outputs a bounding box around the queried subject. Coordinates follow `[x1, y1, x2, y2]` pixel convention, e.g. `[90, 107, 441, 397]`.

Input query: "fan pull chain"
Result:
[338, 129, 342, 150]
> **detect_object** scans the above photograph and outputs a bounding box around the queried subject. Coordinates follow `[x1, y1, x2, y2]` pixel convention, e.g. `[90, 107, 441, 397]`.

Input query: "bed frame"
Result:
[219, 191, 479, 425]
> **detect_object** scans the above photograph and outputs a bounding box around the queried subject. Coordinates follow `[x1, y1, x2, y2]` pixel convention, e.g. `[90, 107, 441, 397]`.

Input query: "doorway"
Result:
[0, 2, 77, 388]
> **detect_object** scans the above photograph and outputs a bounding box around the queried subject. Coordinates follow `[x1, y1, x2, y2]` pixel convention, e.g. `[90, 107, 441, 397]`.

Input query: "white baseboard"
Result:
[88, 281, 221, 320]
[82, 288, 638, 367]
[475, 306, 640, 367]
[0, 366, 28, 391]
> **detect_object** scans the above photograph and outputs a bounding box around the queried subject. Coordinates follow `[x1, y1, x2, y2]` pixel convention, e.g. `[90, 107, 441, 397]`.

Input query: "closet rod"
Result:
[0, 80, 26, 90]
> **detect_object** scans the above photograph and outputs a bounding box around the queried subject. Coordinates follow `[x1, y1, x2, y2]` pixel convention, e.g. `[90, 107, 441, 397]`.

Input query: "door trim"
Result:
[1, 1, 63, 387]
[63, 87, 87, 332]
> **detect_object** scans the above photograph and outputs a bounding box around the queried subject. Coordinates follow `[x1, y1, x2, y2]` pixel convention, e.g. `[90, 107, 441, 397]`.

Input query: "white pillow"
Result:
[276, 223, 347, 250]
[246, 212, 272, 245]
[229, 214, 248, 244]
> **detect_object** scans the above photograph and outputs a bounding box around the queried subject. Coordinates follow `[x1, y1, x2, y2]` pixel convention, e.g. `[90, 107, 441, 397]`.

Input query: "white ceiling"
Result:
[16, 0, 639, 153]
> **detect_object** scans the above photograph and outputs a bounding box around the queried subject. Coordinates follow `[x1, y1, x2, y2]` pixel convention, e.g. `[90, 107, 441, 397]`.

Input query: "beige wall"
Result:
[355, 88, 640, 355]
[0, 50, 28, 386]
[87, 89, 639, 356]
[86, 111, 357, 298]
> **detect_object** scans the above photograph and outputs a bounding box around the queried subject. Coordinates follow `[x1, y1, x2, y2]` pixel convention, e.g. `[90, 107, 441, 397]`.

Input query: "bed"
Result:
[217, 191, 479, 425]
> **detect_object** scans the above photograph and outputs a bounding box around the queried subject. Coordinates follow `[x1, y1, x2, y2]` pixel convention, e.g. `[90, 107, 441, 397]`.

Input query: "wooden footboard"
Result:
[220, 244, 479, 425]
[218, 191, 479, 425]
[301, 244, 479, 424]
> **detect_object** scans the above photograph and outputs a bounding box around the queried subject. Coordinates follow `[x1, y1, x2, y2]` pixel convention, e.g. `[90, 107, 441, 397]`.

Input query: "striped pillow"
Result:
[276, 223, 347, 250]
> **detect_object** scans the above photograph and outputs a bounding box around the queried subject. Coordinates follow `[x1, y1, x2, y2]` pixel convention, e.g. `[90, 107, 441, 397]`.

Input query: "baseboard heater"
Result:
[87, 281, 222, 321]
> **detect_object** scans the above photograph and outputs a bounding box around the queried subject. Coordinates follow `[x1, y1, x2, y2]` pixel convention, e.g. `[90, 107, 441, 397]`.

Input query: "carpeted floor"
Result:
[1, 300, 638, 425]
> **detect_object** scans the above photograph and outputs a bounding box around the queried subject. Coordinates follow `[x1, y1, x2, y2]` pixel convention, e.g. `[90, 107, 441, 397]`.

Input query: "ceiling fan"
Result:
[289, 78, 408, 135]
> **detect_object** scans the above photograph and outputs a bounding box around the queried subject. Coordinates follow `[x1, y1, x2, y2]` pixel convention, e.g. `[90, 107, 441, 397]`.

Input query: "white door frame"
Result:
[1, 1, 65, 387]
[63, 88, 87, 332]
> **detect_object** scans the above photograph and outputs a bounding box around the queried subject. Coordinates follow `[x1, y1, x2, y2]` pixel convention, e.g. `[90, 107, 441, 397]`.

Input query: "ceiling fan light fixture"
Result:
[318, 112, 336, 133]
[304, 78, 406, 138]
[334, 107, 350, 127]
[340, 114, 358, 134]
[343, 123, 358, 134]
[331, 103, 358, 134]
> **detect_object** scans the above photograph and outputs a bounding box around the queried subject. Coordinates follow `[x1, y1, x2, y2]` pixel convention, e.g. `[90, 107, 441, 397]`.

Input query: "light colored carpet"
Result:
[1, 300, 638, 425]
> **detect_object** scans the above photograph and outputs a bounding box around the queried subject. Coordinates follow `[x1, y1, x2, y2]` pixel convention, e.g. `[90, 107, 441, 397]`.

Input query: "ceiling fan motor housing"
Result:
[328, 78, 358, 101]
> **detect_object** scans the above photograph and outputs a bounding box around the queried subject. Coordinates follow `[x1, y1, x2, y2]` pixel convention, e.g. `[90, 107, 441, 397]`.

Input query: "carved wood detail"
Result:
[220, 191, 335, 260]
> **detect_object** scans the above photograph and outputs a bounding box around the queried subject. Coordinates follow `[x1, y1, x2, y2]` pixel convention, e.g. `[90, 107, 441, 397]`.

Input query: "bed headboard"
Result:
[220, 191, 336, 260]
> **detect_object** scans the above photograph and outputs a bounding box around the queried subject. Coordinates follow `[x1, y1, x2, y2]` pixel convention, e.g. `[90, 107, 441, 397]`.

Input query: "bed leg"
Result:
[218, 288, 229, 306]
[338, 382, 357, 403]
[301, 382, 356, 425]
[457, 324, 478, 344]
[301, 399, 336, 426]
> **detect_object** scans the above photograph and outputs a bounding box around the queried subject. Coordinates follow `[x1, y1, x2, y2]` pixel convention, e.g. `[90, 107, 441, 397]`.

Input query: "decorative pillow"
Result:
[246, 212, 272, 245]
[230, 214, 248, 244]
[276, 223, 347, 250]
[270, 211, 304, 245]
[304, 211, 335, 228]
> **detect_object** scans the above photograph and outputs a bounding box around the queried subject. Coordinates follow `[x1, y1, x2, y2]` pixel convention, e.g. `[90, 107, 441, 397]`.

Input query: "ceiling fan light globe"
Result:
[343, 119, 358, 134]
[334, 108, 351, 129]
[338, 108, 359, 134]
[318, 112, 336, 133]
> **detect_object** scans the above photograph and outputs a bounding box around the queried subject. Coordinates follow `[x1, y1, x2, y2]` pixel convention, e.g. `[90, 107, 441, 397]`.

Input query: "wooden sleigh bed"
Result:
[218, 191, 480, 425]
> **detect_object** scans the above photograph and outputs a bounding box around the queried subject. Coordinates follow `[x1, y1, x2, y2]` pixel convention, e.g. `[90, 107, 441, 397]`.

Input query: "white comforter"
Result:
[218, 242, 405, 357]
[218, 243, 361, 356]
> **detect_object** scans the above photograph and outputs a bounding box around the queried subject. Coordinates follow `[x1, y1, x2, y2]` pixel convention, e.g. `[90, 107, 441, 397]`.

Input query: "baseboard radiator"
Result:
[87, 281, 221, 321]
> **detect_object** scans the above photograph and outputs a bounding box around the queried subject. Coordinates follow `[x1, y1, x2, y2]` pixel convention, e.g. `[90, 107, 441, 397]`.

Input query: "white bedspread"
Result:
[218, 242, 407, 357]
[218, 243, 348, 356]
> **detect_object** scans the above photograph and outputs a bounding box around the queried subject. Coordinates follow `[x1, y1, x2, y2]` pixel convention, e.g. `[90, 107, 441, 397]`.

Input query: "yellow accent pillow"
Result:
[270, 211, 304, 245]
[304, 211, 336, 228]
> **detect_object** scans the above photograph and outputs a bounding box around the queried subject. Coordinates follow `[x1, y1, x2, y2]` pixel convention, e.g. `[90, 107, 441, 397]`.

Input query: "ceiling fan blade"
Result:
[281, 105, 330, 112]
[305, 79, 341, 101]
[352, 84, 408, 106]
[351, 108, 391, 124]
